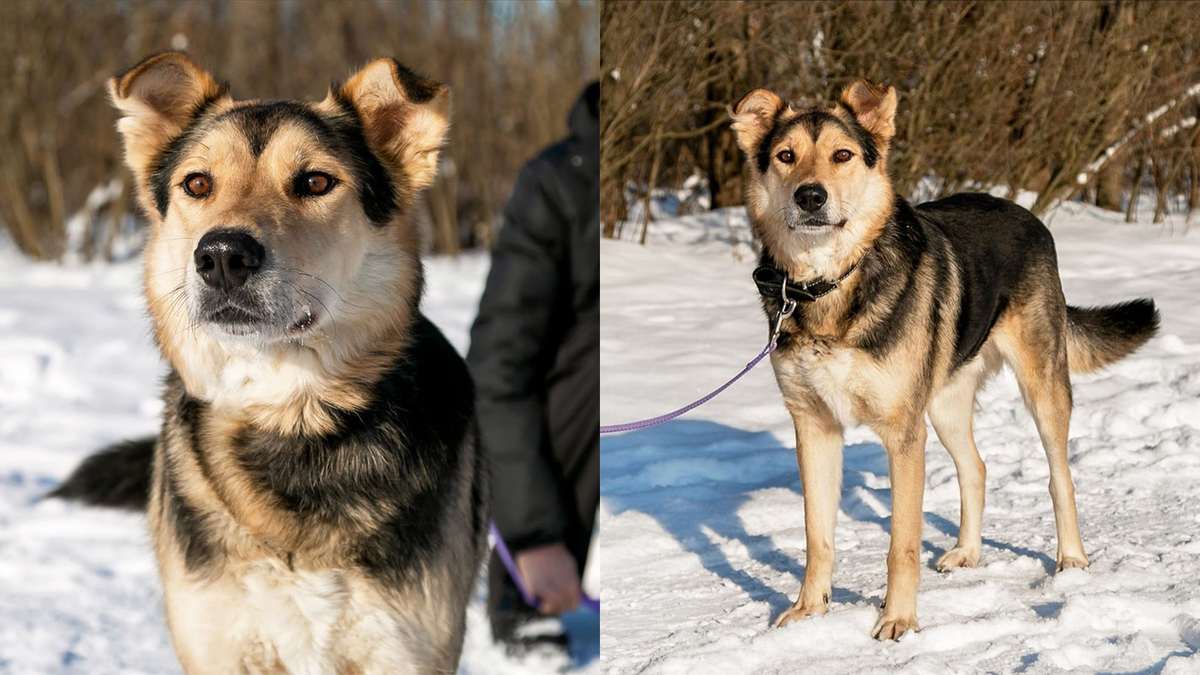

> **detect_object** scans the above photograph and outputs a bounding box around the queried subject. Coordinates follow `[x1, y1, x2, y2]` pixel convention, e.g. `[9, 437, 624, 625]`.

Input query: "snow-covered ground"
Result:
[0, 246, 598, 674]
[600, 199, 1200, 674]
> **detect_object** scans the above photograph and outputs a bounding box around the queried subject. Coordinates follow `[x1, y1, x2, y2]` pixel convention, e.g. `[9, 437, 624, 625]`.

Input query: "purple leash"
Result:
[599, 297, 796, 435]
[490, 520, 600, 613]
[599, 341, 777, 434]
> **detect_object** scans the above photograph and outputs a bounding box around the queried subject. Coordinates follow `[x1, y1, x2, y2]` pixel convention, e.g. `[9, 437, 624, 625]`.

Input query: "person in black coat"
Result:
[466, 81, 599, 649]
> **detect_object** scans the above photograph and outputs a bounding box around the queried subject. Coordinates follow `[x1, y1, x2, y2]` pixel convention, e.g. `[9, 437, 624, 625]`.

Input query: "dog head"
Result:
[110, 52, 450, 432]
[730, 80, 896, 278]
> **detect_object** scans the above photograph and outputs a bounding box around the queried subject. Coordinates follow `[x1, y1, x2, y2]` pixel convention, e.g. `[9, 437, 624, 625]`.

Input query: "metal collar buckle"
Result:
[771, 280, 798, 346]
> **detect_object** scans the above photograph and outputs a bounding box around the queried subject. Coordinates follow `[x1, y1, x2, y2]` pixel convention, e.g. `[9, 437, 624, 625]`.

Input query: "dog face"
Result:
[730, 80, 897, 277]
[109, 53, 449, 430]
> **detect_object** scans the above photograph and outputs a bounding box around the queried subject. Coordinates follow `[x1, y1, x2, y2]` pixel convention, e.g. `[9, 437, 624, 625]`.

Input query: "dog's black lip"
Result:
[203, 303, 262, 325]
[790, 218, 847, 230]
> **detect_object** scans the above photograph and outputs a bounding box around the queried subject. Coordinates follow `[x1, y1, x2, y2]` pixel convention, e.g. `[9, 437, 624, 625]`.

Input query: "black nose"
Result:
[794, 183, 828, 212]
[194, 230, 265, 292]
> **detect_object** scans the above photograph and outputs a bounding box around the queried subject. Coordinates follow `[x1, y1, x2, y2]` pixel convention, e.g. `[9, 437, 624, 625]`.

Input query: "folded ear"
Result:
[336, 59, 450, 193]
[109, 52, 226, 183]
[839, 79, 897, 143]
[729, 88, 784, 154]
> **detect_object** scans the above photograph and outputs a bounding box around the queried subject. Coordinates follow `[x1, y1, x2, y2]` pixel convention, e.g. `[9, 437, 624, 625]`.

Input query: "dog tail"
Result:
[47, 437, 154, 511]
[1065, 299, 1159, 374]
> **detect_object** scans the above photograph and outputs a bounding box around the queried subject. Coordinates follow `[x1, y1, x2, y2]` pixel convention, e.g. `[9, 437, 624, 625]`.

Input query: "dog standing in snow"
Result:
[51, 52, 487, 673]
[729, 79, 1158, 639]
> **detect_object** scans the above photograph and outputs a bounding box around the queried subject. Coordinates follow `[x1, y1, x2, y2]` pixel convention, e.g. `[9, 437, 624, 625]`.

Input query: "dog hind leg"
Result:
[997, 310, 1089, 572]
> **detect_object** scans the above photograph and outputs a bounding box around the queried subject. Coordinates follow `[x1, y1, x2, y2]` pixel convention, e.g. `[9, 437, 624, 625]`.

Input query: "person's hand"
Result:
[515, 542, 581, 615]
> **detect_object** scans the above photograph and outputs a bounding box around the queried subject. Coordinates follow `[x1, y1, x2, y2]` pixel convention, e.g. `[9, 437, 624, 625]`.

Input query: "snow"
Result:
[600, 200, 1200, 673]
[623, 174, 712, 230]
[0, 248, 598, 674]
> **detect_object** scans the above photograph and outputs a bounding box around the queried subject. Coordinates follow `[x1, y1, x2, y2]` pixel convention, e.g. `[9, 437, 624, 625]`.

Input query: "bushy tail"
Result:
[1066, 299, 1160, 374]
[47, 437, 154, 511]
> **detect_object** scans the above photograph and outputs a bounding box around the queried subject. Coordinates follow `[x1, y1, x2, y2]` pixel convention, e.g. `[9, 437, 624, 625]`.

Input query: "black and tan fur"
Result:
[729, 81, 1158, 640]
[50, 52, 487, 673]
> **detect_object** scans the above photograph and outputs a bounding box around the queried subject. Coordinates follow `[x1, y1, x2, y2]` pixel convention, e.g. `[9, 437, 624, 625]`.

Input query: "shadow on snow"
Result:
[600, 418, 1055, 627]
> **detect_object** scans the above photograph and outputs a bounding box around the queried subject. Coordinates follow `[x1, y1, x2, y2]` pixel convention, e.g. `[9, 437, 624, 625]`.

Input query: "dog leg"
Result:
[775, 406, 843, 628]
[928, 376, 987, 572]
[1027, 378, 1088, 572]
[1012, 356, 1088, 570]
[872, 420, 926, 640]
[998, 312, 1089, 572]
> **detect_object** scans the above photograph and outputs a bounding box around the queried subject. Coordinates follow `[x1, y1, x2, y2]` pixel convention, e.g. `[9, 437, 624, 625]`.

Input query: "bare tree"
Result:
[601, 1, 1200, 240]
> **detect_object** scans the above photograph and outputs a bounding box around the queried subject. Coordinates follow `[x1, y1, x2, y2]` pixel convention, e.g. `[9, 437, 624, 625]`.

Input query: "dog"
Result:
[49, 52, 488, 673]
[728, 79, 1158, 640]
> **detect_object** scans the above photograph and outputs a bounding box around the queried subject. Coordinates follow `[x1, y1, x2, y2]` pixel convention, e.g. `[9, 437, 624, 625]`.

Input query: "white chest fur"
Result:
[773, 338, 864, 426]
[166, 562, 419, 675]
[235, 565, 350, 673]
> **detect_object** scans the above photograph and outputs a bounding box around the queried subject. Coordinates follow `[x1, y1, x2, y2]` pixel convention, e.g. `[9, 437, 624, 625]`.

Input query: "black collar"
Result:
[752, 259, 862, 303]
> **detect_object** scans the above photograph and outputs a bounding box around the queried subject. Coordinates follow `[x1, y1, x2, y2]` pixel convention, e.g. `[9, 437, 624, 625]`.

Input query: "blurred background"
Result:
[601, 0, 1200, 241]
[0, 0, 597, 262]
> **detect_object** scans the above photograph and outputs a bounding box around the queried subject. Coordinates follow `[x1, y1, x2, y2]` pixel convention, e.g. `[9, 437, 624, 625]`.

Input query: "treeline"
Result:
[0, 0, 597, 261]
[600, 1, 1200, 238]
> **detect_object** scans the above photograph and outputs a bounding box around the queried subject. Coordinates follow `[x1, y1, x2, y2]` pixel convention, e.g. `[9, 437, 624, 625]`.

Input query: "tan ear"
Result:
[336, 59, 450, 193]
[840, 79, 897, 142]
[109, 52, 226, 181]
[728, 88, 785, 153]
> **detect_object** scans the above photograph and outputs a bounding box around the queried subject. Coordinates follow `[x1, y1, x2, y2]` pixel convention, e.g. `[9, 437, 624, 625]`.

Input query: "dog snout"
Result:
[194, 230, 265, 292]
[794, 183, 828, 213]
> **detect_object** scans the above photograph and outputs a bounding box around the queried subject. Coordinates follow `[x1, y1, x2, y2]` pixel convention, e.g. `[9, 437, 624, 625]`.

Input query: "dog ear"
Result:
[336, 59, 450, 193]
[729, 88, 784, 154]
[109, 52, 226, 184]
[840, 79, 897, 143]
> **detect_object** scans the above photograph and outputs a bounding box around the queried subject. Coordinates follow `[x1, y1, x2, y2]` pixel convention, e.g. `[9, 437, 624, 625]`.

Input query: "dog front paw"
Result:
[1055, 555, 1089, 572]
[935, 547, 980, 572]
[871, 613, 918, 640]
[773, 594, 829, 628]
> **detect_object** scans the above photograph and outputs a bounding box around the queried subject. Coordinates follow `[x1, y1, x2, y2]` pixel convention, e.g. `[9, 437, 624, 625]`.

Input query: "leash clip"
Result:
[771, 280, 798, 346]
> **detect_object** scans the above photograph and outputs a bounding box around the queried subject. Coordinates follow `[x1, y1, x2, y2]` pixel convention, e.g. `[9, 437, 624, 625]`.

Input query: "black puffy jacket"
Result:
[466, 83, 599, 553]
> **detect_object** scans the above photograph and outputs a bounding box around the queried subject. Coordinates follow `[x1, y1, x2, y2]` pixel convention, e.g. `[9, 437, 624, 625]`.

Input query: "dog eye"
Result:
[182, 173, 212, 198]
[833, 149, 854, 163]
[295, 172, 336, 197]
[776, 150, 795, 164]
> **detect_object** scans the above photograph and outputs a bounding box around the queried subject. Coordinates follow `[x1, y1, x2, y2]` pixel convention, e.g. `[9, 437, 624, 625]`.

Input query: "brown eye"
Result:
[183, 173, 212, 198]
[776, 149, 795, 164]
[295, 171, 335, 197]
[833, 149, 854, 163]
